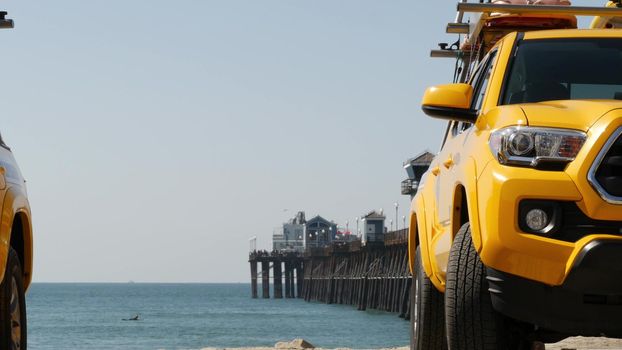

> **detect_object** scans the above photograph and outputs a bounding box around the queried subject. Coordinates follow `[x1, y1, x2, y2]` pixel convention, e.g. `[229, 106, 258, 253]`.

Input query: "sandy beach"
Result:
[201, 337, 622, 350]
[200, 348, 409, 350]
[545, 337, 622, 349]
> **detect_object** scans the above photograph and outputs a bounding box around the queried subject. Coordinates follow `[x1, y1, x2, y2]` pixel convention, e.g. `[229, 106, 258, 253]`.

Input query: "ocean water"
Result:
[27, 283, 409, 350]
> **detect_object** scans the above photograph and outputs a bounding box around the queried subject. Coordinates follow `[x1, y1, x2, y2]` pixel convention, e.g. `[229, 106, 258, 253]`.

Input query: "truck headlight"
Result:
[489, 126, 586, 168]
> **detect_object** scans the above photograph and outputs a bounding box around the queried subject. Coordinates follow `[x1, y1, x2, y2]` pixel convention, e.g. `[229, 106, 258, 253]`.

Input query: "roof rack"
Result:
[433, 2, 622, 60]
[457, 3, 622, 19]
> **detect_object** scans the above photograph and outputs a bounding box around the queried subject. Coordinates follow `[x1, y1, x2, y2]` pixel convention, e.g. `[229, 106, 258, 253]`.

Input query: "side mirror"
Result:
[421, 83, 478, 122]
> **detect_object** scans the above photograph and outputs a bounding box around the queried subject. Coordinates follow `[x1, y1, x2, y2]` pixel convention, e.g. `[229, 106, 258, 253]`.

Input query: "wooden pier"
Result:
[248, 229, 411, 320]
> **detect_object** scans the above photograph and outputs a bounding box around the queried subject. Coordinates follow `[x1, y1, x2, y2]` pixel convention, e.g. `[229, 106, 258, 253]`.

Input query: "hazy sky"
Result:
[0, 0, 597, 282]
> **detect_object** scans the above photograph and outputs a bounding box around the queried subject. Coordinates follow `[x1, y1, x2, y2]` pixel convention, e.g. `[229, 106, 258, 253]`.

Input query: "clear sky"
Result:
[0, 0, 597, 282]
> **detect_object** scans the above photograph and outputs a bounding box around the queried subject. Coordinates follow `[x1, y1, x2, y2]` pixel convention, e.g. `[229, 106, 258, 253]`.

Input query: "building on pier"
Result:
[273, 211, 306, 252]
[272, 211, 341, 251]
[362, 210, 386, 243]
[304, 215, 338, 248]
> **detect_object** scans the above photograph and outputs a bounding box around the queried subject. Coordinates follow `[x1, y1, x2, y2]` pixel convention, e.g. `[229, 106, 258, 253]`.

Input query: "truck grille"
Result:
[596, 135, 622, 196]
[589, 127, 622, 204]
[556, 202, 622, 242]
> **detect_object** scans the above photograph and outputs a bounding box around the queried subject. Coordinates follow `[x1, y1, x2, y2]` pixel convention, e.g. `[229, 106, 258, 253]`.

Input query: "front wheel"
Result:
[445, 223, 529, 350]
[410, 246, 446, 350]
[0, 248, 27, 350]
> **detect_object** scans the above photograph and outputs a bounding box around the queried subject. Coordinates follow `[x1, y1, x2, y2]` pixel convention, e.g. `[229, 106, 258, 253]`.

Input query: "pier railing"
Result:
[384, 228, 408, 246]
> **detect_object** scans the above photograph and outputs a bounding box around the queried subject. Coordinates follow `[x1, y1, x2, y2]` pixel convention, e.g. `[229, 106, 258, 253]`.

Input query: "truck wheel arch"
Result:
[408, 211, 418, 274]
[1, 188, 32, 289]
[410, 196, 435, 279]
[452, 185, 469, 237]
[10, 211, 31, 289]
[454, 157, 483, 252]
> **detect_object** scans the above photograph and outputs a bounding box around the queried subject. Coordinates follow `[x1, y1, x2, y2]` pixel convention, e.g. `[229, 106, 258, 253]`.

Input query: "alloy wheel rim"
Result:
[9, 277, 20, 350]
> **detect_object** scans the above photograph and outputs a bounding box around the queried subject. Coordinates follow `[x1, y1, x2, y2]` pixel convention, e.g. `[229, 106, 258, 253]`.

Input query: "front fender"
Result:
[411, 194, 436, 283]
[408, 210, 417, 275]
[462, 157, 483, 252]
[0, 186, 32, 288]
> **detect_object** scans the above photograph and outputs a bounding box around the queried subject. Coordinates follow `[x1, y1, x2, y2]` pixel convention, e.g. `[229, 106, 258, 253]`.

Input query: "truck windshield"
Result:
[502, 38, 622, 105]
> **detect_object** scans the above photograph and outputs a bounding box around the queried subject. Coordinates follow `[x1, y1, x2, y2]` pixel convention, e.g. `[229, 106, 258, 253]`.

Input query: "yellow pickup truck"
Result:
[410, 3, 622, 350]
[0, 11, 33, 350]
[0, 133, 32, 350]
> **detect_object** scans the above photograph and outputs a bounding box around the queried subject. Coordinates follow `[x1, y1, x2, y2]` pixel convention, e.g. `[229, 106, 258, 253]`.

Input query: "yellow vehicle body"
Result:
[412, 29, 622, 294]
[411, 3, 622, 346]
[409, 29, 622, 344]
[0, 142, 33, 291]
[0, 141, 33, 347]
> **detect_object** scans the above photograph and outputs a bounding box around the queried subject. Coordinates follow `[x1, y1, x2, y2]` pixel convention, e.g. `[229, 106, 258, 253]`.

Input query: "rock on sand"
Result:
[275, 339, 315, 349]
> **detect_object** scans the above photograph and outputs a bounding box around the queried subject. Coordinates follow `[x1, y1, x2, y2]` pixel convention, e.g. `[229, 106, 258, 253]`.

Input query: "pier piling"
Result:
[261, 261, 270, 299]
[249, 251, 304, 300]
[296, 263, 303, 298]
[250, 260, 258, 298]
[274, 261, 283, 299]
[284, 261, 292, 298]
[286, 261, 296, 298]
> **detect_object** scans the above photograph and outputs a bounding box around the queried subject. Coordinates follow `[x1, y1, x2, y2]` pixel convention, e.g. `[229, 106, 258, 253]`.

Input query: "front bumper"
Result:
[487, 240, 622, 337]
[477, 161, 589, 285]
[476, 113, 622, 286]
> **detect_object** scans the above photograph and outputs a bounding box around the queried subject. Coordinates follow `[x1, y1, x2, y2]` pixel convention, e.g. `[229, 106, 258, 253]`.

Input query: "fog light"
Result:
[519, 200, 562, 236]
[525, 209, 549, 231]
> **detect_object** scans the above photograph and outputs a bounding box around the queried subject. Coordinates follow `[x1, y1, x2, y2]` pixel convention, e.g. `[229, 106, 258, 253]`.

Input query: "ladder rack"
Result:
[433, 2, 622, 60]
[457, 3, 622, 19]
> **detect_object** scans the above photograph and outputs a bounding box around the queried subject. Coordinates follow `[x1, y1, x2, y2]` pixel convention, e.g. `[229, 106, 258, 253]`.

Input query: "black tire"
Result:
[445, 223, 528, 350]
[410, 246, 447, 350]
[0, 248, 27, 350]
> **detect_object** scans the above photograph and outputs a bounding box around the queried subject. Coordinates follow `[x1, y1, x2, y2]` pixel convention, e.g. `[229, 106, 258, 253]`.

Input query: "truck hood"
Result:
[519, 100, 622, 131]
